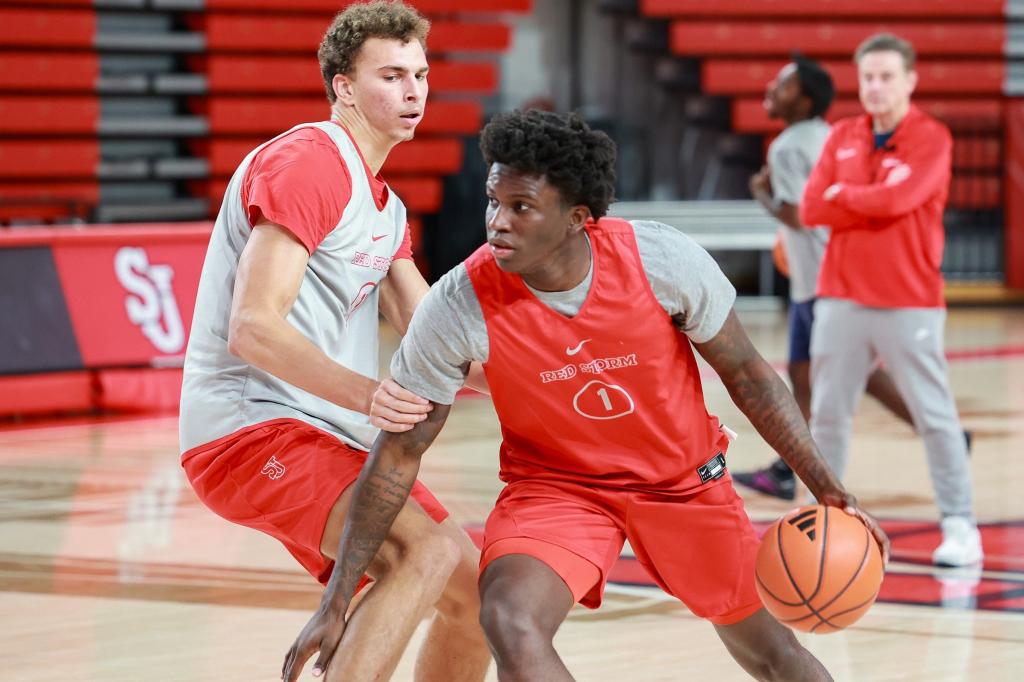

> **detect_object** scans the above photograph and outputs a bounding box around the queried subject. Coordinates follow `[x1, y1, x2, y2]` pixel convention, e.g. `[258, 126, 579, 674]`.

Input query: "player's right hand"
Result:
[281, 604, 347, 681]
[371, 378, 433, 432]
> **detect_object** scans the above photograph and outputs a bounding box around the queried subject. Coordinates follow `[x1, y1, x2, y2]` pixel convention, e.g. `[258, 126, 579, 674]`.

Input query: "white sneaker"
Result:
[932, 516, 984, 567]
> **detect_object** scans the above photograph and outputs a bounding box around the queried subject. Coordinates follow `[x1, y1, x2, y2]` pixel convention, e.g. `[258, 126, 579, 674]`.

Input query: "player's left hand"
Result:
[281, 603, 347, 682]
[370, 378, 433, 432]
[749, 165, 772, 196]
[819, 489, 890, 565]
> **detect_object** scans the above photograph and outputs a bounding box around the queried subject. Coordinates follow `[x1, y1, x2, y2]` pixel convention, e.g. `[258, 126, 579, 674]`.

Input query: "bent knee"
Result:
[479, 594, 544, 645]
[371, 525, 461, 583]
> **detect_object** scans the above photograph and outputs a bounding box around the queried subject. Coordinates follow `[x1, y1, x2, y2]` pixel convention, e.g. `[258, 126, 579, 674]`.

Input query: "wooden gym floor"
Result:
[1, 306, 1022, 681]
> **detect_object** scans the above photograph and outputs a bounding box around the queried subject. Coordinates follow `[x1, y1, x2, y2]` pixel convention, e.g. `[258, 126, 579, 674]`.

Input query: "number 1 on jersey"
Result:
[573, 380, 635, 420]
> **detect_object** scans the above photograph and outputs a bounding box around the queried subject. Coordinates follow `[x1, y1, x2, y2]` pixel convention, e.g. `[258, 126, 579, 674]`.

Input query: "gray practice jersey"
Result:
[768, 117, 831, 302]
[179, 122, 407, 453]
[391, 220, 736, 405]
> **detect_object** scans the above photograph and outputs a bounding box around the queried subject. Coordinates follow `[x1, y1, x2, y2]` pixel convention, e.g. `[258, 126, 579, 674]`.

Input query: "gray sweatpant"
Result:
[809, 298, 974, 518]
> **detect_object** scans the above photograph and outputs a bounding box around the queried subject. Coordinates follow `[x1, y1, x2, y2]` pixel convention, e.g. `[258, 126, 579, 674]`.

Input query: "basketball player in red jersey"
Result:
[179, 3, 490, 681]
[316, 110, 890, 680]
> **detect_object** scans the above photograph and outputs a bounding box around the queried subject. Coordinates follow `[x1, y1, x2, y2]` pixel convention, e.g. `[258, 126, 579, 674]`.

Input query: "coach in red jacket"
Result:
[801, 33, 982, 567]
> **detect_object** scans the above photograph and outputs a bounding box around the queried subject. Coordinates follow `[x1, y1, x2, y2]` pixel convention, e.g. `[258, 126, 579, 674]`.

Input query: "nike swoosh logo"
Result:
[566, 339, 591, 356]
[371, 234, 389, 242]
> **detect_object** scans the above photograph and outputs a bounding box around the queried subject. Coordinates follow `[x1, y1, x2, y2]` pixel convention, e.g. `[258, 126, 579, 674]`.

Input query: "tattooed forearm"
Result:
[695, 311, 844, 500]
[322, 402, 452, 610]
[726, 364, 840, 497]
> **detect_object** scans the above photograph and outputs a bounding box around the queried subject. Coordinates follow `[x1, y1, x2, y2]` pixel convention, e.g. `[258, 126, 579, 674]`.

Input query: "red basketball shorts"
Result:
[480, 478, 762, 625]
[181, 418, 449, 584]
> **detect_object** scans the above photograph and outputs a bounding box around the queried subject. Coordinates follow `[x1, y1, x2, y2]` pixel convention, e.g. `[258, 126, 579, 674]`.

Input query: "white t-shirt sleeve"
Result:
[389, 264, 487, 405]
[631, 220, 736, 343]
[768, 145, 809, 207]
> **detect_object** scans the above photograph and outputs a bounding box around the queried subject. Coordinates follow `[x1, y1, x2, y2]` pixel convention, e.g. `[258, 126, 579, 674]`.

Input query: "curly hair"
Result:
[318, 1, 430, 103]
[479, 110, 617, 218]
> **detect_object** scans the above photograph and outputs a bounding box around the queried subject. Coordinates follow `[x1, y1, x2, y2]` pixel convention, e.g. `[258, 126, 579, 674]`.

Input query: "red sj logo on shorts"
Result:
[260, 456, 286, 480]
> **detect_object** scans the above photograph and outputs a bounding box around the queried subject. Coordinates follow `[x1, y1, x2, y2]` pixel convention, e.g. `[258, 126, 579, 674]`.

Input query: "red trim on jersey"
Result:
[330, 120, 391, 211]
[393, 222, 414, 261]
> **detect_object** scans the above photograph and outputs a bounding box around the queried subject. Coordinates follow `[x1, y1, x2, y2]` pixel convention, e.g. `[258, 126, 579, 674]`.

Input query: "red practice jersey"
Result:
[465, 217, 731, 493]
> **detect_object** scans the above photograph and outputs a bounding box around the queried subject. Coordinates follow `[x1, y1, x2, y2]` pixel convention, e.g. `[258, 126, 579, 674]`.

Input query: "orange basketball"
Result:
[772, 229, 790, 278]
[755, 505, 884, 634]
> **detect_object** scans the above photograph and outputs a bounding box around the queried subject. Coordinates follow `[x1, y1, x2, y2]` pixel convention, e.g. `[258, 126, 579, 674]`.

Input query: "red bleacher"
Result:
[0, 53, 98, 92]
[642, 0, 1006, 19]
[201, 176, 441, 213]
[0, 141, 98, 179]
[0, 1, 528, 227]
[197, 15, 511, 53]
[639, 0, 1011, 215]
[703, 60, 1005, 96]
[0, 97, 99, 134]
[196, 56, 496, 94]
[205, 0, 530, 10]
[671, 22, 1005, 57]
[732, 99, 1004, 134]
[200, 98, 482, 136]
[0, 8, 95, 48]
[196, 138, 463, 177]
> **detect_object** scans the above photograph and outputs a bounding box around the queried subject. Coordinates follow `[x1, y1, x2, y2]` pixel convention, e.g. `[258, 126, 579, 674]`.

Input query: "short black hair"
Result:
[792, 52, 835, 118]
[479, 110, 617, 218]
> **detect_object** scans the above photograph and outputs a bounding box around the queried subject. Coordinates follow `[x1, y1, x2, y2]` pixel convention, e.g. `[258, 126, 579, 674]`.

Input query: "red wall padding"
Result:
[0, 372, 93, 416]
[95, 368, 183, 413]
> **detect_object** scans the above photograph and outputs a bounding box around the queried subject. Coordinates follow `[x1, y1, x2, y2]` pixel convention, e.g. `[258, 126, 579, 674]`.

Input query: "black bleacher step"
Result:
[154, 157, 209, 179]
[625, 20, 667, 52]
[1008, 61, 1024, 95]
[153, 74, 207, 95]
[99, 159, 150, 180]
[655, 57, 700, 92]
[97, 75, 150, 94]
[98, 116, 209, 137]
[94, 198, 209, 223]
[96, 74, 207, 95]
[597, 0, 639, 14]
[94, 32, 205, 53]
[98, 157, 207, 180]
[94, 0, 204, 8]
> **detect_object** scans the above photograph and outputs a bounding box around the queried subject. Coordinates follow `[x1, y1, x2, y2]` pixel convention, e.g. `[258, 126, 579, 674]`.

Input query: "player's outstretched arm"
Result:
[281, 400, 452, 681]
[694, 310, 889, 561]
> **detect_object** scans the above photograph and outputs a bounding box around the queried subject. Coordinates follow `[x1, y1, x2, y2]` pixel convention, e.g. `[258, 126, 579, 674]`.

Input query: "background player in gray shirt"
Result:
[736, 54, 917, 500]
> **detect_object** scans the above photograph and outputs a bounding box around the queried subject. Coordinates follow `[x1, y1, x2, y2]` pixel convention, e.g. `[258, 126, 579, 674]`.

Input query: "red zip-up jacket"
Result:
[800, 105, 952, 308]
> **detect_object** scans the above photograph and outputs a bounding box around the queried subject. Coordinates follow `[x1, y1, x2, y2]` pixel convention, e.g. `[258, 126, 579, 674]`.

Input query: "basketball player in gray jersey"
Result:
[179, 4, 490, 681]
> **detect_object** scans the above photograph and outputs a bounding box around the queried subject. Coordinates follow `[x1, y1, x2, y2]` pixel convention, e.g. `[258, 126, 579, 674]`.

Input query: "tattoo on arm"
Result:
[322, 402, 452, 609]
[695, 311, 842, 498]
